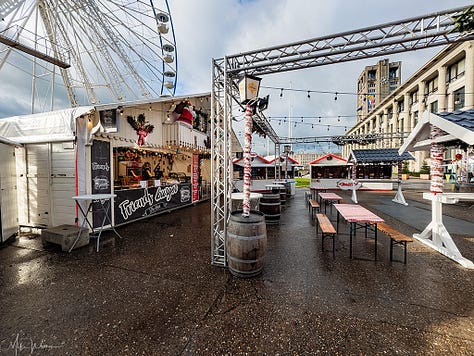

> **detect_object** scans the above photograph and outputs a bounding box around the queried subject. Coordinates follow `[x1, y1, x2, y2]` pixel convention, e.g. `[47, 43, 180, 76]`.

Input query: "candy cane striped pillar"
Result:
[430, 125, 444, 194]
[242, 104, 253, 217]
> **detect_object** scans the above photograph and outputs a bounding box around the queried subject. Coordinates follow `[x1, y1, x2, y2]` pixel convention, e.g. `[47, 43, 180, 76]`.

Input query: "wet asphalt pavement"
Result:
[0, 188, 473, 355]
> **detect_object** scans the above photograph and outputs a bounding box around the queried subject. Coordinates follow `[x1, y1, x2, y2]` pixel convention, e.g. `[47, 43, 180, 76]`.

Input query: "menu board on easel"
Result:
[91, 140, 111, 228]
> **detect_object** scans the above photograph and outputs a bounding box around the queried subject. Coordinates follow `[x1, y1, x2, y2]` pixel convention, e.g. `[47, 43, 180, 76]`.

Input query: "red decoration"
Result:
[127, 113, 154, 146]
[172, 100, 195, 128]
[455, 153, 462, 161]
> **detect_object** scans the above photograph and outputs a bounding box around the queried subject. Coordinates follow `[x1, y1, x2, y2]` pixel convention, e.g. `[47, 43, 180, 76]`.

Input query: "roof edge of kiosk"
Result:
[399, 109, 474, 153]
[0, 106, 95, 144]
[349, 148, 414, 164]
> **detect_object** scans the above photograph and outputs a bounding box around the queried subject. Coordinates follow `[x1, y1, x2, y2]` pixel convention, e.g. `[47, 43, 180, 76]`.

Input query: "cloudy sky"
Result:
[168, 0, 473, 154]
[0, 0, 472, 154]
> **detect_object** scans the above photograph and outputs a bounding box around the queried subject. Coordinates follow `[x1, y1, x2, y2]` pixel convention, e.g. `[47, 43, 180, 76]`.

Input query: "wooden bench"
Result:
[308, 199, 320, 218]
[377, 222, 413, 264]
[316, 213, 337, 257]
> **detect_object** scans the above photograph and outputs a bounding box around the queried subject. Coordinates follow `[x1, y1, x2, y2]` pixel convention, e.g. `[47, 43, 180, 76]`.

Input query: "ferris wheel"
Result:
[0, 0, 178, 112]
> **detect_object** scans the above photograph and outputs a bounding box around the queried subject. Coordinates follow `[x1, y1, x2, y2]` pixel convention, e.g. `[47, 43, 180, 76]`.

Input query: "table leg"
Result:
[69, 202, 93, 253]
[349, 222, 353, 259]
[95, 198, 123, 252]
[336, 211, 340, 233]
[374, 223, 378, 261]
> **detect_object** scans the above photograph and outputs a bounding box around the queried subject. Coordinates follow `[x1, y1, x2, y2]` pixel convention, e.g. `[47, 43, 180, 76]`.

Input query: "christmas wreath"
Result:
[127, 113, 154, 146]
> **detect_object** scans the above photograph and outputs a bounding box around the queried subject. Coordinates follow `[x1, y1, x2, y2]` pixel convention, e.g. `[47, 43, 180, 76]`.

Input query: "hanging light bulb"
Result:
[307, 91, 311, 99]
[280, 88, 284, 98]
[318, 117, 321, 123]
[337, 116, 340, 122]
[334, 92, 338, 101]
[327, 125, 330, 131]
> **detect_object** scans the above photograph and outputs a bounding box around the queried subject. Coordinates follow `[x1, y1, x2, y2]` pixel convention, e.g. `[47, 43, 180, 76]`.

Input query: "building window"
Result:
[409, 90, 418, 105]
[425, 76, 438, 95]
[430, 101, 438, 113]
[454, 87, 465, 110]
[413, 111, 418, 127]
[368, 70, 376, 81]
[389, 67, 398, 79]
[446, 57, 465, 83]
[398, 100, 404, 113]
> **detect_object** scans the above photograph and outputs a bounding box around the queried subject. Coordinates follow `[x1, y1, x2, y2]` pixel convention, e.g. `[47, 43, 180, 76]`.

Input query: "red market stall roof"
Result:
[309, 153, 347, 166]
[233, 153, 272, 167]
[399, 110, 474, 152]
[264, 155, 300, 165]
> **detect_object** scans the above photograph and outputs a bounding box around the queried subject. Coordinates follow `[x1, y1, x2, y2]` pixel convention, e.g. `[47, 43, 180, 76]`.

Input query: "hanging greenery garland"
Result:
[127, 113, 154, 146]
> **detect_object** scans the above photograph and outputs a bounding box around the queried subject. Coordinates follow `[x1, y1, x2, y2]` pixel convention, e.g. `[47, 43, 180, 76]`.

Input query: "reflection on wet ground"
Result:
[0, 189, 473, 354]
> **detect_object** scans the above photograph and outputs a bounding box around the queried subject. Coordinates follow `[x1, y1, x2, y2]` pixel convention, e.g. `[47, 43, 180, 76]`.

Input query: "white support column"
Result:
[392, 102, 399, 147]
[465, 43, 474, 108]
[383, 109, 389, 147]
[438, 66, 447, 111]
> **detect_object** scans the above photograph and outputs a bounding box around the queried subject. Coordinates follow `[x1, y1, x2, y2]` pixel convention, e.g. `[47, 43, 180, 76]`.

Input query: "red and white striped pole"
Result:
[461, 149, 468, 184]
[242, 103, 253, 217]
[430, 125, 444, 194]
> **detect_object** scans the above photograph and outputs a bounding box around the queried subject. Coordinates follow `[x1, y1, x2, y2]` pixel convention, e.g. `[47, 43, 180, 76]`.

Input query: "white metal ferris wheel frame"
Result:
[0, 0, 178, 110]
[210, 5, 474, 267]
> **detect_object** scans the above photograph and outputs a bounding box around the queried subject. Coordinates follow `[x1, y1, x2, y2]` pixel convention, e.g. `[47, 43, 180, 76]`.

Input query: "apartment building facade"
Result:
[343, 40, 474, 172]
[356, 59, 402, 122]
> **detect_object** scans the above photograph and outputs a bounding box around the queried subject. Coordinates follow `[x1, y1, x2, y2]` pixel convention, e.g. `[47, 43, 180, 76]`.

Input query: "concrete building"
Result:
[356, 59, 402, 122]
[344, 40, 474, 173]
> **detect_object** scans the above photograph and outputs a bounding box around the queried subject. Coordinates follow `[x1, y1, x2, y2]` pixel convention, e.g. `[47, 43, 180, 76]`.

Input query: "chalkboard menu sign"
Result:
[91, 140, 111, 228]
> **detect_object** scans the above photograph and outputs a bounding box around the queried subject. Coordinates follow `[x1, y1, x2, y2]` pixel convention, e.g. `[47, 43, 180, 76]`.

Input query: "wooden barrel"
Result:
[259, 192, 281, 224]
[226, 210, 267, 278]
[274, 180, 291, 197]
[279, 187, 286, 205]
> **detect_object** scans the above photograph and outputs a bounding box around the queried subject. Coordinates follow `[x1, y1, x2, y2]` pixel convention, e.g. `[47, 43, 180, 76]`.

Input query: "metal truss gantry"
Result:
[210, 6, 474, 267]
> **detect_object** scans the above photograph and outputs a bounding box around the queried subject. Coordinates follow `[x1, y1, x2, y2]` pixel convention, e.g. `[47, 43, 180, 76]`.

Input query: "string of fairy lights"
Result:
[234, 81, 470, 154]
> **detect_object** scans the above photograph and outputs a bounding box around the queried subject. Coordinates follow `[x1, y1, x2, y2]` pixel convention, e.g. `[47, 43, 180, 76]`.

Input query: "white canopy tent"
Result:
[0, 107, 95, 143]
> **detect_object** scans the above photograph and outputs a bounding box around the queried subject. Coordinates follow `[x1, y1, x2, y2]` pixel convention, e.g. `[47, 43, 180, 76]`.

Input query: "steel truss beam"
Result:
[225, 6, 473, 76]
[210, 6, 472, 266]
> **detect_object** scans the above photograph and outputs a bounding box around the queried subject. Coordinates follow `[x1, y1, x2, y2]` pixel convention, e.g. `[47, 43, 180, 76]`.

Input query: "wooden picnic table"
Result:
[310, 184, 328, 201]
[318, 192, 344, 214]
[334, 203, 384, 260]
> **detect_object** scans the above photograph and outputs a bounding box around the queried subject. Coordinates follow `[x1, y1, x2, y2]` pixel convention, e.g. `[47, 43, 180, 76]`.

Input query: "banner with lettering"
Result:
[192, 154, 199, 202]
[114, 183, 192, 225]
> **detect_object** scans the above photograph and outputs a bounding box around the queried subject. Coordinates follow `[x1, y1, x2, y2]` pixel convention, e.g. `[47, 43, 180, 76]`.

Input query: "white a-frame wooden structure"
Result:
[399, 110, 474, 269]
